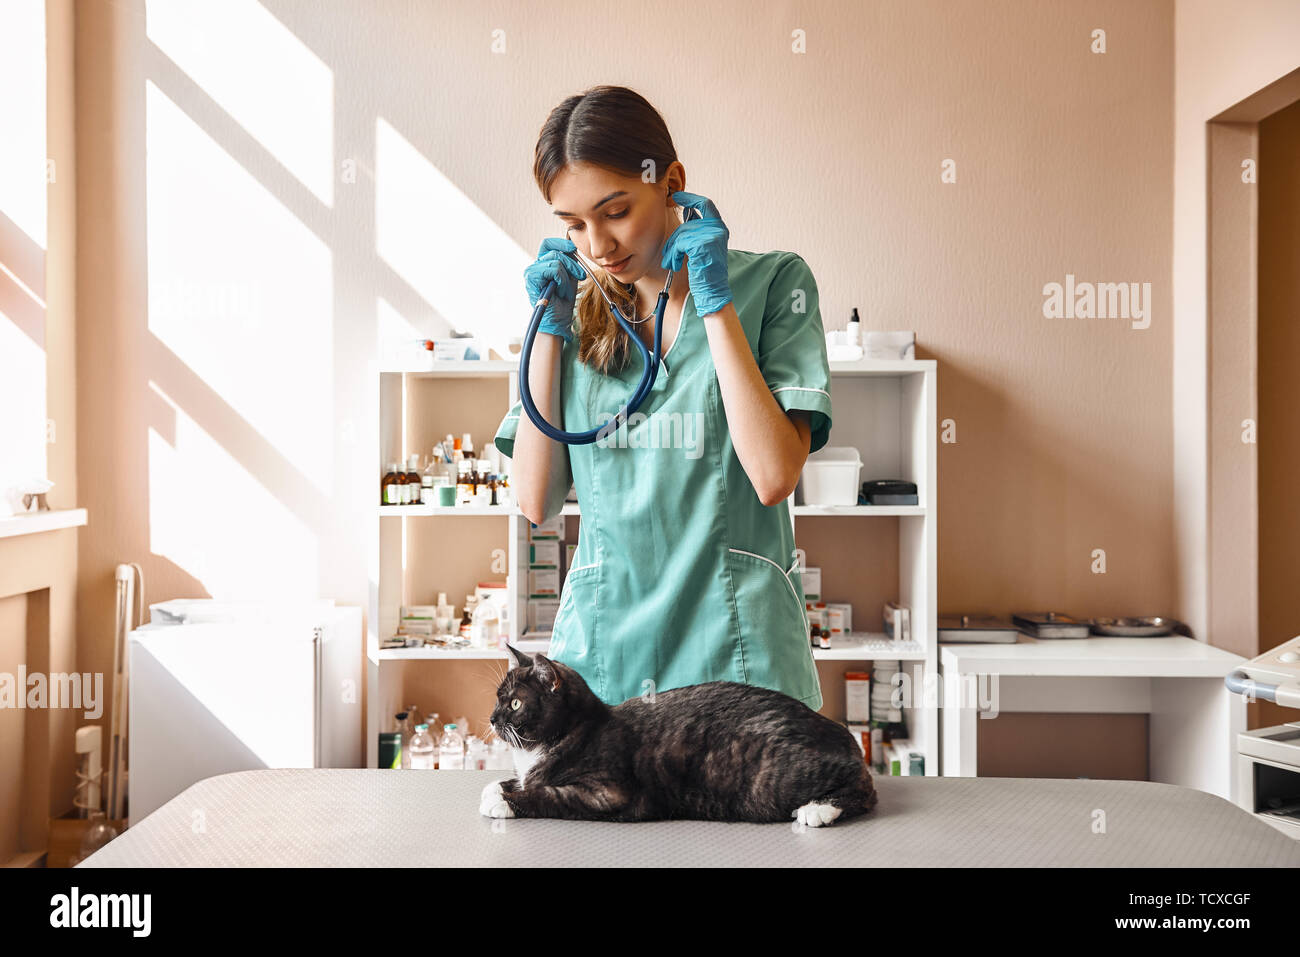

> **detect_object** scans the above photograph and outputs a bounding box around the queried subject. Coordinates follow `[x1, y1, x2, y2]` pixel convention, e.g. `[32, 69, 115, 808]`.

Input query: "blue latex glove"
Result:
[660, 191, 733, 317]
[524, 238, 588, 341]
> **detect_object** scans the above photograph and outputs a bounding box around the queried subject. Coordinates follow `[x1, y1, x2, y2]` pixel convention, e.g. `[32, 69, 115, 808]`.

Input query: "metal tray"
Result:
[1011, 611, 1091, 638]
[1087, 616, 1178, 637]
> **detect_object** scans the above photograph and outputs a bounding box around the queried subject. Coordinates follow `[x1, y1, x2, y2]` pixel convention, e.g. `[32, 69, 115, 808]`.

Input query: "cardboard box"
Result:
[845, 671, 872, 723]
[528, 516, 564, 540]
[529, 542, 560, 568]
[528, 599, 561, 632]
[826, 602, 852, 634]
[801, 567, 821, 601]
[529, 568, 559, 598]
[883, 602, 910, 642]
[806, 602, 827, 631]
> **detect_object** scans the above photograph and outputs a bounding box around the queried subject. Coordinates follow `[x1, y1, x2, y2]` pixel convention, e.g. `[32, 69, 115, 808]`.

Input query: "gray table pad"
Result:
[78, 769, 1300, 867]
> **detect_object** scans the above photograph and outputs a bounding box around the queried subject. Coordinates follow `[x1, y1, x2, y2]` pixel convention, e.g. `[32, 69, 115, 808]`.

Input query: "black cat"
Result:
[481, 645, 879, 826]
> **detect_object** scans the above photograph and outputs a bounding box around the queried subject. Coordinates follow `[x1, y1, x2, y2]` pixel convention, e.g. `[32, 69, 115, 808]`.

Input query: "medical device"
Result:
[1226, 633, 1300, 836]
[1225, 632, 1300, 709]
[518, 207, 699, 445]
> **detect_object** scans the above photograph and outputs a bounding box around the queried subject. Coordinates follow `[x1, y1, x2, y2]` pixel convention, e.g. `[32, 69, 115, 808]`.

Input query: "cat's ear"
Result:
[532, 654, 563, 693]
[506, 644, 533, 670]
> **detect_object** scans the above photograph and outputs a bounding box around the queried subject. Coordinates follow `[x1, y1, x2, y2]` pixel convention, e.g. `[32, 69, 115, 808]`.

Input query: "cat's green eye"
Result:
[511, 698, 522, 711]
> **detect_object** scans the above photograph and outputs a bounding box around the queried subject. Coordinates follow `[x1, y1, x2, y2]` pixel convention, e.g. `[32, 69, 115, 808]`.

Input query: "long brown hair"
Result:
[533, 86, 679, 373]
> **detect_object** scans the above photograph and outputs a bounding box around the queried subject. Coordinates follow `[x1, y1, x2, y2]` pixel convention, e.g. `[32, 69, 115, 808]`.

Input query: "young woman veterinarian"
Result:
[495, 85, 833, 711]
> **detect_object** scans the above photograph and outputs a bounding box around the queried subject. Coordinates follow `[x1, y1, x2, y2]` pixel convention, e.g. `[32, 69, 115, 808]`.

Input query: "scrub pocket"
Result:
[726, 548, 820, 705]
[549, 560, 604, 699]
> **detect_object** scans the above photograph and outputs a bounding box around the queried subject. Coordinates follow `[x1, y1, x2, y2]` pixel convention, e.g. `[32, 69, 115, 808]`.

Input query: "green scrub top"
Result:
[495, 249, 832, 710]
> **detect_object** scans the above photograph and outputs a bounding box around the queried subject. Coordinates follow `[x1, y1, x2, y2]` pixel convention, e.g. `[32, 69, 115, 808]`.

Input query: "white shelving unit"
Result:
[367, 356, 938, 772]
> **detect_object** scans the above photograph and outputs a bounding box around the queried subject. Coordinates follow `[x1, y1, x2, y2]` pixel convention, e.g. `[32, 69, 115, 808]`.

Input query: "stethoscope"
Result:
[519, 207, 699, 445]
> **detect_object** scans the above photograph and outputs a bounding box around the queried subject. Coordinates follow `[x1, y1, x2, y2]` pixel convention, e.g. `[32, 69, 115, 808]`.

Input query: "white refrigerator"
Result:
[127, 599, 362, 825]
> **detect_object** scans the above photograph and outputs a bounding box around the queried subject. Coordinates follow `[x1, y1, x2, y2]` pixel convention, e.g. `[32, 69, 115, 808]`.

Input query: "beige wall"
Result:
[1174, 0, 1300, 649]
[68, 0, 1180, 780]
[1257, 97, 1300, 728]
[0, 0, 78, 867]
[7, 0, 1298, 830]
[71, 0, 1177, 758]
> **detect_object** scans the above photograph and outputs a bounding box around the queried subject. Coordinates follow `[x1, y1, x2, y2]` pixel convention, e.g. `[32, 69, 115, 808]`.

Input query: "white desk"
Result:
[940, 636, 1246, 800]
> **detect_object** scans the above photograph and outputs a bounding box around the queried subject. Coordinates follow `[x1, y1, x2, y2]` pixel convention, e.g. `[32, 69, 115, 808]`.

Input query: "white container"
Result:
[409, 724, 435, 769]
[798, 447, 862, 506]
[438, 724, 465, 770]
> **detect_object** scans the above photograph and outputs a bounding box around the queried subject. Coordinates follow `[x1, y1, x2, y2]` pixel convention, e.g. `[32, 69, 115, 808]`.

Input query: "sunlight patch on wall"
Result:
[146, 81, 334, 497]
[146, 0, 334, 206]
[0, 0, 47, 512]
[374, 118, 529, 360]
[0, 0, 46, 249]
[0, 309, 46, 513]
[148, 381, 318, 598]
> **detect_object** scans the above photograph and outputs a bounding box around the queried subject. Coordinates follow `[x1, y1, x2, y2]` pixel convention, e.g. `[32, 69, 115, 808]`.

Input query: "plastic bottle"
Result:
[490, 737, 511, 770]
[410, 724, 435, 769]
[436, 593, 455, 636]
[848, 307, 862, 346]
[439, 723, 465, 770]
[427, 444, 444, 482]
[471, 595, 500, 649]
[466, 736, 488, 770]
[497, 599, 511, 648]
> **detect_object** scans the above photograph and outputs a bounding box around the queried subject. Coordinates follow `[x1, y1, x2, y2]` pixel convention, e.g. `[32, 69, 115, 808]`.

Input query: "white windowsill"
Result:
[0, 508, 88, 540]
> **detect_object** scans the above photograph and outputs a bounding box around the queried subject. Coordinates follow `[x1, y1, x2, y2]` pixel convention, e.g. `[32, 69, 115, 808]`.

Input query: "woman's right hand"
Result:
[525, 238, 587, 341]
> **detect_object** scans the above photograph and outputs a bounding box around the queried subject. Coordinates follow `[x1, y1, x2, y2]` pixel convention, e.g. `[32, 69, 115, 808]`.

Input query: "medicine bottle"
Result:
[382, 463, 400, 505]
[459, 597, 476, 639]
[456, 460, 474, 506]
[393, 465, 409, 505]
[405, 455, 422, 503]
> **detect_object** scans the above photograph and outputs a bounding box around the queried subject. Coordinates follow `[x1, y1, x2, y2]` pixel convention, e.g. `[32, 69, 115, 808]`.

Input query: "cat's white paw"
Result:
[479, 779, 515, 819]
[794, 801, 842, 828]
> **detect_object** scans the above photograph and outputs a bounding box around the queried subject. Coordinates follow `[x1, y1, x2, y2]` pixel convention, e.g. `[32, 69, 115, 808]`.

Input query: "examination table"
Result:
[77, 768, 1300, 867]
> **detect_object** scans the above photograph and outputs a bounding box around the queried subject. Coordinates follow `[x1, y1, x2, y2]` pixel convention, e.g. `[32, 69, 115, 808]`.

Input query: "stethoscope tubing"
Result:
[518, 208, 695, 445]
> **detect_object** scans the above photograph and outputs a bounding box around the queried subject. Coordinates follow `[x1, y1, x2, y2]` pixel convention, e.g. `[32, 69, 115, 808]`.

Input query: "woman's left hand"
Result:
[661, 190, 733, 317]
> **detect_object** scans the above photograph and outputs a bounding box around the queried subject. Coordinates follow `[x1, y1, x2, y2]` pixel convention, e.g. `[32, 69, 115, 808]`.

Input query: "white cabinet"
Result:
[367, 358, 939, 773]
